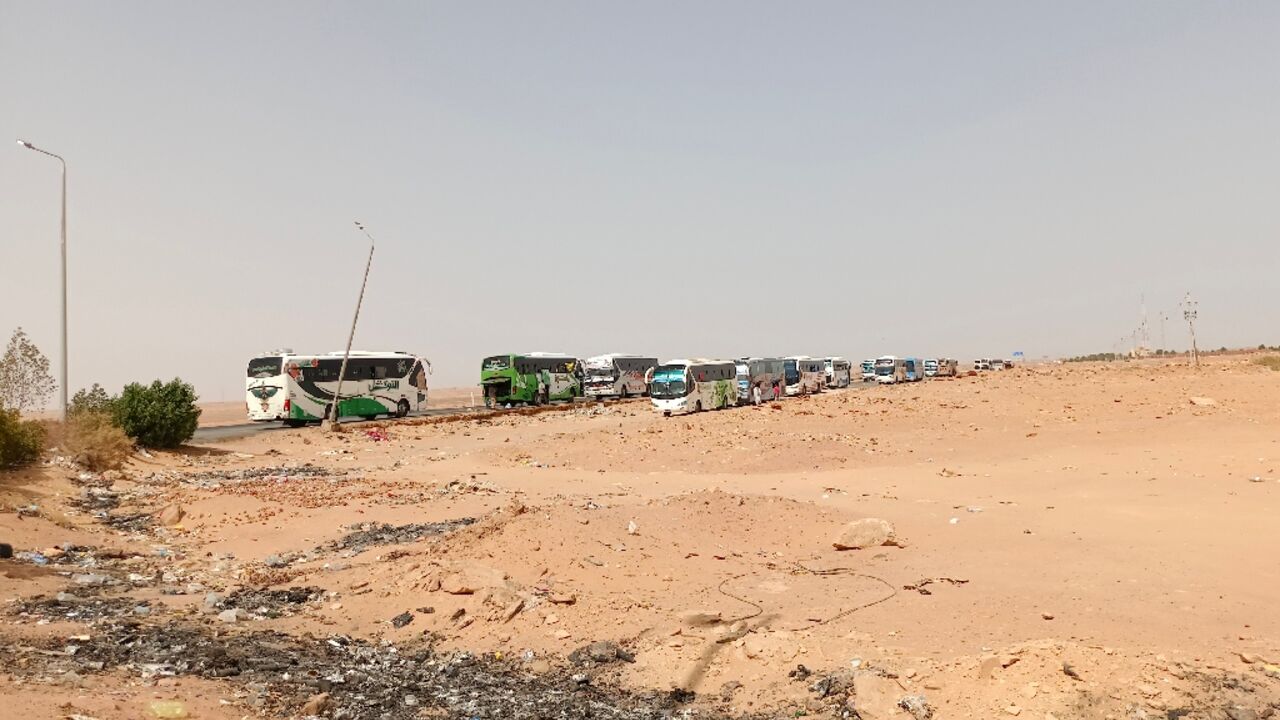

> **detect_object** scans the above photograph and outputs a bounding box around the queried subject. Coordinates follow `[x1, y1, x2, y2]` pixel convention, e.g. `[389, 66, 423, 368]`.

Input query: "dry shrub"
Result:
[1253, 356, 1280, 371]
[65, 412, 133, 471]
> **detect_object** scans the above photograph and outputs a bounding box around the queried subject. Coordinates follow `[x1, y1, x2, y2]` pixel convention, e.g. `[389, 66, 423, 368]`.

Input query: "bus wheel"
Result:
[694, 400, 703, 412]
[284, 419, 306, 428]
[396, 400, 410, 418]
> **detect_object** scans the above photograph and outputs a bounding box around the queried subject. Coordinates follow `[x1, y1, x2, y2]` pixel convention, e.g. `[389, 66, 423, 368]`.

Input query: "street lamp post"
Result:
[17, 140, 68, 422]
[322, 221, 376, 431]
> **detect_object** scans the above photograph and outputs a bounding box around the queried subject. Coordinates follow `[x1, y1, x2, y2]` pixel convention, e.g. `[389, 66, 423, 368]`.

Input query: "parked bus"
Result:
[784, 356, 826, 395]
[923, 358, 939, 377]
[735, 357, 785, 405]
[651, 359, 737, 415]
[481, 353, 582, 407]
[247, 350, 429, 427]
[583, 354, 658, 399]
[903, 357, 928, 381]
[861, 359, 876, 382]
[874, 355, 907, 384]
[934, 358, 959, 377]
[825, 358, 853, 388]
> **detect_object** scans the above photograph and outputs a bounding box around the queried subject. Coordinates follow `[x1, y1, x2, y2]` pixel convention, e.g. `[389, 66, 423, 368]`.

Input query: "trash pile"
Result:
[322, 518, 478, 555]
[3, 617, 776, 720]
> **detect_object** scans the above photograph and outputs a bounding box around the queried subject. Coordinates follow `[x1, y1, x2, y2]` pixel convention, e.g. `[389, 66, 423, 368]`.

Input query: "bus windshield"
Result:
[651, 367, 688, 399]
[482, 355, 510, 371]
[247, 357, 282, 378]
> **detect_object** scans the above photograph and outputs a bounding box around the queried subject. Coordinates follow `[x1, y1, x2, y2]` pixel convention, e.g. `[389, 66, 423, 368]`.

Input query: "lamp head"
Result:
[16, 139, 34, 149]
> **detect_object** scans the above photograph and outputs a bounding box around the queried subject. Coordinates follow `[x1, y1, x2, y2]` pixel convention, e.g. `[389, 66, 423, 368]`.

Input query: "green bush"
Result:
[113, 378, 201, 448]
[70, 383, 118, 417]
[0, 408, 45, 469]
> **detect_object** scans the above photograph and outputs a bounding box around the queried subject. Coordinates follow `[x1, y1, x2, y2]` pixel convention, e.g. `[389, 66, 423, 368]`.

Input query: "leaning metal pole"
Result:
[324, 222, 375, 431]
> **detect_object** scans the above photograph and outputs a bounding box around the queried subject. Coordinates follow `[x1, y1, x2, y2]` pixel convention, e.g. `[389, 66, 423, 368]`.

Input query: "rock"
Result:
[720, 681, 743, 701]
[549, 593, 576, 605]
[203, 592, 223, 611]
[1225, 707, 1258, 720]
[403, 694, 418, 707]
[502, 599, 524, 623]
[850, 672, 901, 719]
[300, 692, 332, 716]
[678, 610, 722, 627]
[898, 694, 933, 720]
[627, 520, 639, 535]
[1188, 396, 1217, 407]
[1004, 705, 1022, 716]
[391, 611, 414, 628]
[56, 592, 78, 602]
[441, 561, 510, 595]
[978, 655, 1003, 679]
[73, 573, 109, 586]
[218, 608, 245, 623]
[156, 503, 185, 526]
[1041, 611, 1055, 620]
[568, 640, 635, 666]
[833, 518, 898, 550]
[528, 658, 552, 674]
[1237, 651, 1272, 664]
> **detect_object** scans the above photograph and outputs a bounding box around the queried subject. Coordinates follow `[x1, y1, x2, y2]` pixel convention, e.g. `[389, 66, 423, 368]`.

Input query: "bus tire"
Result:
[396, 399, 410, 418]
[284, 419, 306, 428]
[694, 400, 702, 412]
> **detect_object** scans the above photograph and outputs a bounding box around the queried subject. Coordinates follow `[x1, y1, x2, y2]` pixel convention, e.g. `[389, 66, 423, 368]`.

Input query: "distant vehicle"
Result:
[651, 359, 738, 415]
[875, 355, 907, 384]
[934, 358, 960, 377]
[736, 358, 786, 405]
[481, 353, 582, 407]
[974, 359, 992, 371]
[247, 350, 430, 427]
[583, 354, 658, 399]
[861, 359, 876, 382]
[1000, 359, 1015, 369]
[903, 357, 928, 382]
[784, 356, 826, 395]
[988, 358, 1004, 371]
[923, 358, 939, 377]
[825, 358, 853, 388]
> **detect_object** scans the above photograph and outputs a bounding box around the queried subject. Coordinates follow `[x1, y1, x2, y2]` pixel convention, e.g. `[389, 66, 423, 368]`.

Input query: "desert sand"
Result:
[2, 356, 1278, 719]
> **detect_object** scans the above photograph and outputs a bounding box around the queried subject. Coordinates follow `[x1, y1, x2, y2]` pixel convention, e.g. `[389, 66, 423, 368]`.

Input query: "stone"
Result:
[627, 520, 639, 535]
[550, 593, 577, 605]
[156, 503, 185, 526]
[1188, 396, 1217, 407]
[850, 672, 901, 720]
[678, 610, 722, 627]
[263, 554, 287, 568]
[568, 640, 635, 666]
[441, 561, 510, 595]
[218, 608, 245, 623]
[391, 611, 413, 628]
[1004, 705, 1022, 716]
[203, 592, 223, 611]
[1225, 707, 1258, 720]
[897, 694, 933, 720]
[979, 655, 1003, 679]
[833, 518, 897, 550]
[300, 692, 332, 716]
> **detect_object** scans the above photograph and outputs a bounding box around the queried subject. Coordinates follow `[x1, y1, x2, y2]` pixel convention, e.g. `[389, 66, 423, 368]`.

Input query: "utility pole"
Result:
[16, 140, 69, 421]
[323, 221, 376, 431]
[1181, 292, 1199, 367]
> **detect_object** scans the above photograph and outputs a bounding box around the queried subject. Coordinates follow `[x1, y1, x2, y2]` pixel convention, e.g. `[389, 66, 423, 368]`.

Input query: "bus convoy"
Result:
[246, 349, 996, 424]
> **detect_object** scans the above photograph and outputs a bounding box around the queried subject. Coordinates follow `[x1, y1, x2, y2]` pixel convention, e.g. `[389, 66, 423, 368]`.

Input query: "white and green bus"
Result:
[247, 351, 430, 427]
[651, 359, 738, 416]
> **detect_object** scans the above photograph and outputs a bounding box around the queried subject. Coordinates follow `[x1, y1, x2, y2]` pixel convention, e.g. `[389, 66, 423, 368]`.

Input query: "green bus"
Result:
[481, 353, 583, 407]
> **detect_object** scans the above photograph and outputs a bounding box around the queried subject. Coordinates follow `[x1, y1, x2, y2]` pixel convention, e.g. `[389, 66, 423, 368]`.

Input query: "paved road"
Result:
[192, 384, 876, 444]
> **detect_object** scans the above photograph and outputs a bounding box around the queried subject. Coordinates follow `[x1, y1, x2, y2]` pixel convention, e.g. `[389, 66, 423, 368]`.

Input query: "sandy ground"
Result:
[2, 357, 1279, 719]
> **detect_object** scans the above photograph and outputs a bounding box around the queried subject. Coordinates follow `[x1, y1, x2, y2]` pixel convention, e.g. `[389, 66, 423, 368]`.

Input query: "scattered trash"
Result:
[626, 520, 638, 536]
[903, 577, 969, 595]
[322, 518, 476, 555]
[898, 694, 934, 720]
[146, 700, 188, 719]
[391, 611, 414, 628]
[365, 428, 390, 442]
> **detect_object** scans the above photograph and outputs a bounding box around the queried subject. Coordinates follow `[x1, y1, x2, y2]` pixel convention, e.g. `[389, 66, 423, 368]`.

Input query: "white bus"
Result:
[825, 357, 853, 388]
[736, 358, 785, 405]
[784, 356, 825, 395]
[247, 351, 430, 427]
[860, 359, 876, 382]
[874, 355, 907, 384]
[651, 359, 737, 416]
[582, 354, 658, 399]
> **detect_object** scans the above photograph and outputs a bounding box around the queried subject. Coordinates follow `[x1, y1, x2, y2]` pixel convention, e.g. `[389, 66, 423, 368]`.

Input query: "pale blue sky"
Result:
[3, 1, 1278, 399]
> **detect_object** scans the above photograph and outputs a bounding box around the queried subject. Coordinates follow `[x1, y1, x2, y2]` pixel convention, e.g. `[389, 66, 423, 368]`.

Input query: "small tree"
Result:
[71, 383, 117, 417]
[0, 328, 58, 413]
[113, 378, 201, 448]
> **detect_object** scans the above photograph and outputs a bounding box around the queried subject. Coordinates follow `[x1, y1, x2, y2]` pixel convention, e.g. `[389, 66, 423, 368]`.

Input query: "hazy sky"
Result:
[3, 1, 1278, 401]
